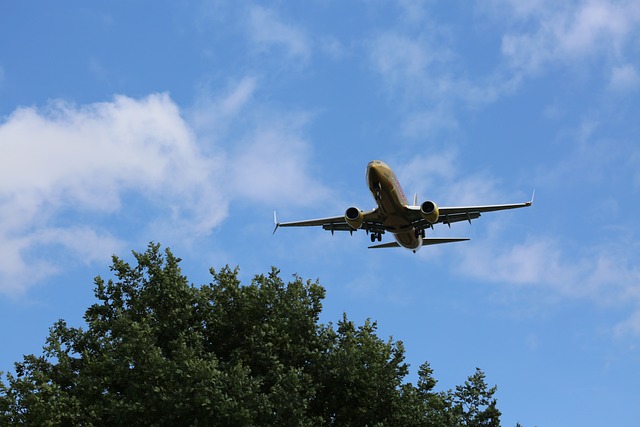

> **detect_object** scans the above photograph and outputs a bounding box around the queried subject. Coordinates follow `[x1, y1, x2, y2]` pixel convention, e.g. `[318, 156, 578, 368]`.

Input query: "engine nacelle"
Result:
[420, 200, 439, 224]
[345, 206, 364, 230]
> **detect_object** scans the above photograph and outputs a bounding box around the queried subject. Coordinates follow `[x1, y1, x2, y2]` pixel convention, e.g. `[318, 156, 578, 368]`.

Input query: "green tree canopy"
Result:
[0, 243, 505, 426]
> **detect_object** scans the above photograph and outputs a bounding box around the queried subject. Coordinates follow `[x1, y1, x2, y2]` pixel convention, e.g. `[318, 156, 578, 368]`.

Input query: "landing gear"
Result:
[415, 229, 425, 238]
[370, 232, 382, 242]
[373, 182, 382, 200]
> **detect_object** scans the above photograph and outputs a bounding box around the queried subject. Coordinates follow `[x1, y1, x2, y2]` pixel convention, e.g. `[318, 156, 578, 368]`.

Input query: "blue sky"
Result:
[1, 1, 639, 425]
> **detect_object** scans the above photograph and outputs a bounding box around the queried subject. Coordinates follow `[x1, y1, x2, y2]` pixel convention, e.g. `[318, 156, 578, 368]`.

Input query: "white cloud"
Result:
[401, 107, 459, 139]
[457, 228, 640, 335]
[368, 26, 520, 130]
[190, 76, 258, 136]
[366, 1, 640, 140]
[191, 78, 330, 207]
[396, 150, 640, 336]
[0, 86, 329, 295]
[459, 236, 577, 290]
[614, 308, 640, 337]
[370, 32, 435, 91]
[368, 31, 470, 135]
[0, 225, 123, 296]
[230, 118, 330, 206]
[246, 5, 311, 64]
[0, 93, 226, 294]
[1, 93, 227, 229]
[397, 152, 508, 206]
[498, 0, 640, 74]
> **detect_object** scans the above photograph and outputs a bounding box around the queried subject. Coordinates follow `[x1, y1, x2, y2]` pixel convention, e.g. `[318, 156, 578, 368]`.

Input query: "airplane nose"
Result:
[368, 160, 384, 173]
[367, 162, 380, 179]
[366, 162, 385, 185]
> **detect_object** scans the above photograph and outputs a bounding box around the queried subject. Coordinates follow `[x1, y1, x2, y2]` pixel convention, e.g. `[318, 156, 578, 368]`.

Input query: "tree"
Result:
[0, 243, 507, 426]
[449, 368, 501, 427]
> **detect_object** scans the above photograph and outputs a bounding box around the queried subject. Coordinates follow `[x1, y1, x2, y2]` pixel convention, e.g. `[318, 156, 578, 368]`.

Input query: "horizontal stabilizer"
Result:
[368, 237, 470, 249]
[421, 237, 470, 246]
[368, 241, 401, 249]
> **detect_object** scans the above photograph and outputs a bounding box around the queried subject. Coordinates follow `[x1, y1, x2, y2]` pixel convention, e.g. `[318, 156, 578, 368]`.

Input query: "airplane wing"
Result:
[406, 196, 533, 230]
[275, 194, 533, 234]
[274, 209, 386, 235]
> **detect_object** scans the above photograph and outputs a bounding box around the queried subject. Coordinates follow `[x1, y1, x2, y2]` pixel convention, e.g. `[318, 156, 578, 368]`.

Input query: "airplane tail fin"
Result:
[272, 211, 279, 234]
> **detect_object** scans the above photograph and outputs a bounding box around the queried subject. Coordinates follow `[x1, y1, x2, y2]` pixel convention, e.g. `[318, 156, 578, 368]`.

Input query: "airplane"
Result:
[273, 160, 533, 252]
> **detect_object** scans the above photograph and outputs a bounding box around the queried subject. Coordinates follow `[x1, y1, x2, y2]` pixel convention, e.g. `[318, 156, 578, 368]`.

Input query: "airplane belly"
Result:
[377, 190, 406, 217]
[394, 231, 421, 250]
[383, 213, 413, 233]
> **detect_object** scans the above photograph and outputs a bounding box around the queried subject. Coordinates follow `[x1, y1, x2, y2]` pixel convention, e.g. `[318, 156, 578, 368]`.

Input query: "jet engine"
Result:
[345, 206, 364, 230]
[420, 200, 439, 224]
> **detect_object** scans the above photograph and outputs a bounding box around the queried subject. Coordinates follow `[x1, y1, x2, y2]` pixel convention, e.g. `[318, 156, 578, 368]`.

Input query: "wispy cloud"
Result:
[400, 106, 459, 139]
[190, 76, 258, 137]
[367, 15, 521, 136]
[368, 1, 640, 139]
[394, 148, 640, 336]
[397, 152, 510, 205]
[370, 32, 436, 90]
[457, 230, 640, 336]
[608, 64, 640, 92]
[497, 0, 640, 75]
[246, 5, 311, 65]
[191, 77, 330, 207]
[230, 118, 330, 206]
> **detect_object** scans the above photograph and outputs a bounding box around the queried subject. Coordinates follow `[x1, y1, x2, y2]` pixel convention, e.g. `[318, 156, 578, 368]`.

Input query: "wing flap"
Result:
[439, 200, 532, 215]
[276, 214, 346, 228]
[406, 196, 532, 229]
[277, 209, 385, 234]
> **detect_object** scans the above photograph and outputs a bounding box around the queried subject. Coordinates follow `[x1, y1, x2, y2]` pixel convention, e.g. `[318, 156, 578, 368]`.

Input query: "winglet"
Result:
[528, 189, 535, 206]
[272, 211, 280, 234]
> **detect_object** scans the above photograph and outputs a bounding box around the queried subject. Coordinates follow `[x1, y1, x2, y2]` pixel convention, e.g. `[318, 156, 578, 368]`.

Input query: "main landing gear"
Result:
[370, 232, 382, 242]
[415, 229, 426, 238]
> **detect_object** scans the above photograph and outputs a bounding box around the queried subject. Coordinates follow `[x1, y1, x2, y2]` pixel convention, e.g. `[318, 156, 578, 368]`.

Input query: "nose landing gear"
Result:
[372, 182, 382, 200]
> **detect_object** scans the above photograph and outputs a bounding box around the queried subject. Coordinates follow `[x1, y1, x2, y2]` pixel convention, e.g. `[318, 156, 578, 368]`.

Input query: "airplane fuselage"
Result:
[366, 160, 423, 250]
